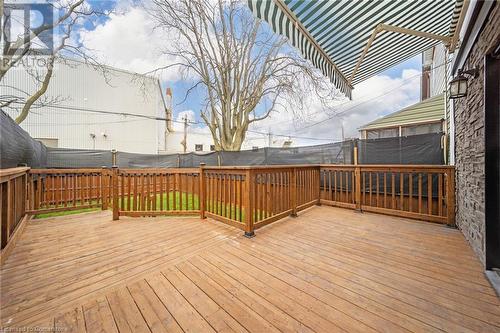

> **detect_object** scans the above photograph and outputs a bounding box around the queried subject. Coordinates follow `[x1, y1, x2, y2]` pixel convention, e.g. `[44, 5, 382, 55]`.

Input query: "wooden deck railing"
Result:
[26, 169, 110, 214]
[114, 168, 201, 218]
[319, 165, 455, 225]
[1, 167, 29, 263]
[0, 164, 456, 243]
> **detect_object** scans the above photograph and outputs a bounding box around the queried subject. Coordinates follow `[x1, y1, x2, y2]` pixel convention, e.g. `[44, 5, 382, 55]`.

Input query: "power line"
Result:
[5, 59, 449, 142]
[274, 59, 451, 131]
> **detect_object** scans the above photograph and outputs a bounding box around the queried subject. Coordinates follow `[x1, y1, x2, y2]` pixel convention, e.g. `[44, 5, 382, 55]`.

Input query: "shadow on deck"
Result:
[1, 206, 499, 332]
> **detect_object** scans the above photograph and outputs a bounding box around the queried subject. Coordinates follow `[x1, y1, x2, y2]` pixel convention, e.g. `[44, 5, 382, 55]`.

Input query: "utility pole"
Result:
[267, 130, 272, 147]
[181, 116, 188, 153]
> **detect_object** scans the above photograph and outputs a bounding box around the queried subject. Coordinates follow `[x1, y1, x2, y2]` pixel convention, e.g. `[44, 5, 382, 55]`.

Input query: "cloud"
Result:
[78, 3, 421, 149]
[79, 6, 182, 82]
[249, 68, 421, 146]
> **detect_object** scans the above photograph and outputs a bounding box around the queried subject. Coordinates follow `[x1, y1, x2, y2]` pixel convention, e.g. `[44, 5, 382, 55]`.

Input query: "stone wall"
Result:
[454, 4, 499, 266]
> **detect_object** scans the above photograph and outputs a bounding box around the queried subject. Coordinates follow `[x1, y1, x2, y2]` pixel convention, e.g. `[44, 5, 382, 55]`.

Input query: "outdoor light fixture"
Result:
[449, 67, 479, 99]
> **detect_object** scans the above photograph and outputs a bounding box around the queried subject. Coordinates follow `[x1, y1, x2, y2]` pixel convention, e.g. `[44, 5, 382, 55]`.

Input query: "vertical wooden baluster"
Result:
[152, 173, 157, 211]
[427, 173, 433, 215]
[368, 172, 372, 206]
[383, 173, 387, 208]
[391, 173, 396, 209]
[199, 168, 205, 218]
[30, 174, 35, 211]
[400, 173, 404, 211]
[361, 172, 365, 205]
[438, 173, 443, 217]
[268, 173, 273, 217]
[214, 173, 218, 214]
[59, 174, 63, 207]
[218, 174, 223, 215]
[409, 173, 413, 212]
[191, 173, 195, 210]
[236, 174, 241, 221]
[166, 173, 171, 211]
[80, 175, 85, 206]
[120, 172, 125, 211]
[376, 172, 379, 207]
[351, 170, 355, 204]
[132, 175, 137, 211]
[71, 175, 76, 207]
[171, 173, 176, 211]
[418, 173, 423, 214]
[158, 173, 163, 212]
[126, 174, 131, 211]
[222, 173, 226, 216]
[51, 175, 56, 207]
[88, 174, 92, 205]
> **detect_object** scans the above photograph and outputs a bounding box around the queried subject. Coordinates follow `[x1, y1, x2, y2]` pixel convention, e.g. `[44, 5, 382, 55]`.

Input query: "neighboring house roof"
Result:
[360, 94, 445, 131]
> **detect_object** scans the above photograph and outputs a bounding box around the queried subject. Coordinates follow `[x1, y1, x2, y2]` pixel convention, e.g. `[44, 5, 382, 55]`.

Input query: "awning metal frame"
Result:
[274, 0, 353, 91]
[349, 24, 452, 85]
[252, 0, 469, 97]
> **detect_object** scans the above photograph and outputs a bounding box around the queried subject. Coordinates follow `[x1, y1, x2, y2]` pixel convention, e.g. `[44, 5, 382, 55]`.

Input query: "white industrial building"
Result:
[2, 58, 170, 154]
[2, 57, 291, 154]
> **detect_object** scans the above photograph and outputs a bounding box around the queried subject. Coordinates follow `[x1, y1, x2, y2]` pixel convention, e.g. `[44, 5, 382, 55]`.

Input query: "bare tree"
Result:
[1, 0, 109, 124]
[148, 0, 341, 151]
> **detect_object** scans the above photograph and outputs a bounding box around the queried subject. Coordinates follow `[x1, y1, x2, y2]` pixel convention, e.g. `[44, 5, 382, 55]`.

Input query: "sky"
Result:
[79, 1, 422, 147]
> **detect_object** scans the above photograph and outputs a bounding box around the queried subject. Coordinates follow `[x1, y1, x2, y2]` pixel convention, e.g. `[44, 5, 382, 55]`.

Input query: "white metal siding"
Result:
[2, 58, 165, 154]
[430, 44, 447, 97]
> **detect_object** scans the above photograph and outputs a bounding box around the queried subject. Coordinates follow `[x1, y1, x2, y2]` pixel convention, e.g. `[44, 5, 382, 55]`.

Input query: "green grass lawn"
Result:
[34, 206, 101, 219]
[120, 191, 200, 211]
[33, 191, 272, 222]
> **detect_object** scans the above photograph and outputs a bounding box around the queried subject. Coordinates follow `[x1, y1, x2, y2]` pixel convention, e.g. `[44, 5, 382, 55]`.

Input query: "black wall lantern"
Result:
[449, 67, 479, 99]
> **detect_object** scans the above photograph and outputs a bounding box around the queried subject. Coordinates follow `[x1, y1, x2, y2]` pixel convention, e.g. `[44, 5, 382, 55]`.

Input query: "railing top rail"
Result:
[29, 168, 104, 174]
[119, 168, 200, 174]
[202, 164, 322, 171]
[319, 164, 455, 170]
[0, 167, 30, 182]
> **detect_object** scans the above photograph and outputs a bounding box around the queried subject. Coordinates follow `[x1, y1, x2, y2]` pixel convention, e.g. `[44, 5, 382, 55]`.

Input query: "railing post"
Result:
[354, 147, 362, 211]
[101, 167, 108, 210]
[290, 167, 297, 217]
[446, 168, 455, 227]
[243, 169, 255, 237]
[199, 163, 206, 219]
[317, 166, 322, 205]
[112, 166, 119, 220]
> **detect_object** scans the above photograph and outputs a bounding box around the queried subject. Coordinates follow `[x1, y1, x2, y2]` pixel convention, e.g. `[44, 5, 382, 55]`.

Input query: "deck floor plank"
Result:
[1, 207, 499, 332]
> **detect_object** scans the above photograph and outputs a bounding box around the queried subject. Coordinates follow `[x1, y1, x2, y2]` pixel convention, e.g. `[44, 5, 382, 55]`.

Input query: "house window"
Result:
[252, 146, 259, 151]
[195, 144, 203, 151]
[366, 128, 398, 139]
[210, 145, 216, 151]
[401, 122, 442, 136]
[35, 138, 58, 148]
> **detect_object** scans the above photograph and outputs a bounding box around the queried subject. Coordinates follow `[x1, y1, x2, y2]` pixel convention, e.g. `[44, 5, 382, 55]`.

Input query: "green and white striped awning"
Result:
[248, 0, 466, 99]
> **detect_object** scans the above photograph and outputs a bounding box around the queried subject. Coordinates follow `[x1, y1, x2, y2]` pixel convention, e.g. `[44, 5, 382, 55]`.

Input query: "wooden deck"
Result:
[1, 206, 499, 332]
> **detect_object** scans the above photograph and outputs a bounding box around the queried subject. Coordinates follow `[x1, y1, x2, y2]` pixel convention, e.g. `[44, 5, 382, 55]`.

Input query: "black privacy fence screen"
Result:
[1, 110, 444, 169]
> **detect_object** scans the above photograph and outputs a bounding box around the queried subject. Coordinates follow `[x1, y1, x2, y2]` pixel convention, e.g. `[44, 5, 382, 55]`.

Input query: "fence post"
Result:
[290, 167, 297, 217]
[112, 166, 119, 220]
[354, 147, 362, 211]
[243, 169, 255, 237]
[111, 149, 117, 167]
[446, 168, 455, 227]
[199, 163, 206, 219]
